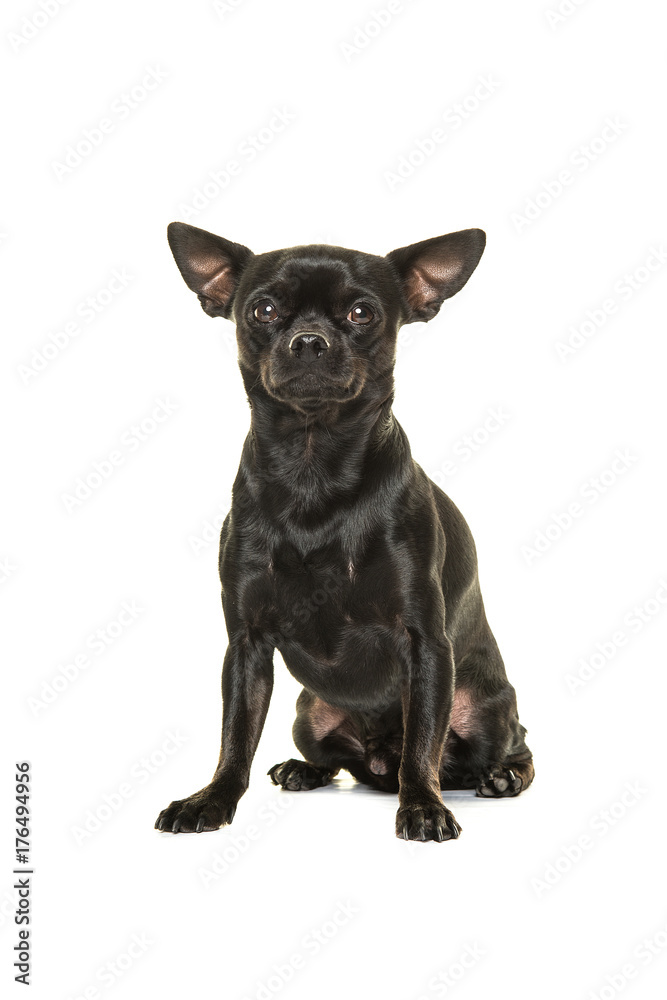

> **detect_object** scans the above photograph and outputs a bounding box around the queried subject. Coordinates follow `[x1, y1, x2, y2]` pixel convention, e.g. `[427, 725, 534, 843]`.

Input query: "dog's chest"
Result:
[247, 541, 409, 701]
[266, 544, 398, 629]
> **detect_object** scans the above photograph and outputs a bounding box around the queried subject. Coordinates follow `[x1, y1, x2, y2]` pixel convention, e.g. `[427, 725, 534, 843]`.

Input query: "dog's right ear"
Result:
[167, 222, 253, 319]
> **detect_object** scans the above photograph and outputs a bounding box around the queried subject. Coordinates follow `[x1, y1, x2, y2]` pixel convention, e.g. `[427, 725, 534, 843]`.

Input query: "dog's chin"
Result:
[264, 370, 365, 407]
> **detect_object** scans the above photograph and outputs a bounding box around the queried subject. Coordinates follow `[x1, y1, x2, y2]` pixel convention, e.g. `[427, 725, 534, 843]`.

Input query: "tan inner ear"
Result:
[406, 259, 462, 310]
[199, 265, 234, 307]
[189, 249, 229, 278]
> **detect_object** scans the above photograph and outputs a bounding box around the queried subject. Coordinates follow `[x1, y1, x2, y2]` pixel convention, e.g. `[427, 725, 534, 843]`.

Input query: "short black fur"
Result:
[155, 223, 534, 842]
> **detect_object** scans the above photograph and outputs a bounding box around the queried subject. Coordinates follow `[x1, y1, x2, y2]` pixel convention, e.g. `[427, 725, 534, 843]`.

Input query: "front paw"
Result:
[396, 800, 461, 842]
[155, 784, 238, 834]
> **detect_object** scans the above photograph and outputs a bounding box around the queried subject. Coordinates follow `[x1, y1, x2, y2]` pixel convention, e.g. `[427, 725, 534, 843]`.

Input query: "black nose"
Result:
[289, 332, 330, 363]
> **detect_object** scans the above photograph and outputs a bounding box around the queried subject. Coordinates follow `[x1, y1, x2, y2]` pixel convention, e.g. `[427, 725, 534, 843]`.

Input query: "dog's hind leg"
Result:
[440, 674, 535, 796]
[475, 747, 535, 798]
[471, 683, 535, 798]
[268, 689, 395, 792]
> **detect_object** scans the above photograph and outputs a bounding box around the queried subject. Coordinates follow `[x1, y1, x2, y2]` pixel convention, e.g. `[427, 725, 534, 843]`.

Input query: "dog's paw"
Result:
[396, 801, 461, 842]
[155, 785, 238, 834]
[475, 765, 523, 798]
[268, 758, 334, 791]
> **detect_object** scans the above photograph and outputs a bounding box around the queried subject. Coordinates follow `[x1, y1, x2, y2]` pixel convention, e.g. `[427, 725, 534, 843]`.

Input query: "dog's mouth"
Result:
[263, 367, 365, 405]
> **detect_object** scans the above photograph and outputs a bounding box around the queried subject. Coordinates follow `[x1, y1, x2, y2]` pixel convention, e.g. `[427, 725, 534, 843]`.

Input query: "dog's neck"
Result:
[235, 382, 411, 530]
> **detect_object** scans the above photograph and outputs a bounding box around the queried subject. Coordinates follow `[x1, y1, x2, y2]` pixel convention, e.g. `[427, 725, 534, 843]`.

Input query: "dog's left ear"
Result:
[386, 229, 486, 323]
[167, 222, 253, 319]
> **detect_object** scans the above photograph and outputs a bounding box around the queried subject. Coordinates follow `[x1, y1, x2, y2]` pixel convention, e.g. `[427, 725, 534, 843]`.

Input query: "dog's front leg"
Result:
[396, 635, 461, 842]
[155, 637, 274, 834]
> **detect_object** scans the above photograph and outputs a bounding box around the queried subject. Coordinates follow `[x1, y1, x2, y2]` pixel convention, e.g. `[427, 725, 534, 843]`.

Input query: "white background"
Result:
[3, 1, 666, 997]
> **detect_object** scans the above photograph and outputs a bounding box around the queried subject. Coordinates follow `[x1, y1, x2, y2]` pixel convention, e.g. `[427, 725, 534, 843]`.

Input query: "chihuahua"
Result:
[155, 223, 534, 842]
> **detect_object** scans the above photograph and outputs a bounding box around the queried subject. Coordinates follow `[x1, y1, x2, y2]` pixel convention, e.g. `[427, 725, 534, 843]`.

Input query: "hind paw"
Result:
[268, 759, 335, 791]
[476, 765, 523, 797]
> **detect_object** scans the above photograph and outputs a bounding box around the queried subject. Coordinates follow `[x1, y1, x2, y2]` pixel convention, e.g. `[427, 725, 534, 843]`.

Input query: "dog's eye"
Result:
[347, 304, 373, 324]
[254, 301, 279, 322]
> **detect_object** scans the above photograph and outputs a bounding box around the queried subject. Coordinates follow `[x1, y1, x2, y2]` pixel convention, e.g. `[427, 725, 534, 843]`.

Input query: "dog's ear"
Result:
[386, 229, 486, 323]
[167, 222, 253, 319]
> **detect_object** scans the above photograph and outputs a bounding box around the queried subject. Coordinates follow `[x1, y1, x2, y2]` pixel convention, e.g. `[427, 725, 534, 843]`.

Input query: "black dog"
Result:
[155, 222, 534, 842]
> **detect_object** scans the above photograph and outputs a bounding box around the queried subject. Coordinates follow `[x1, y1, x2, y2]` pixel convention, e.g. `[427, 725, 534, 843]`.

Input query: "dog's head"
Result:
[167, 222, 485, 412]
